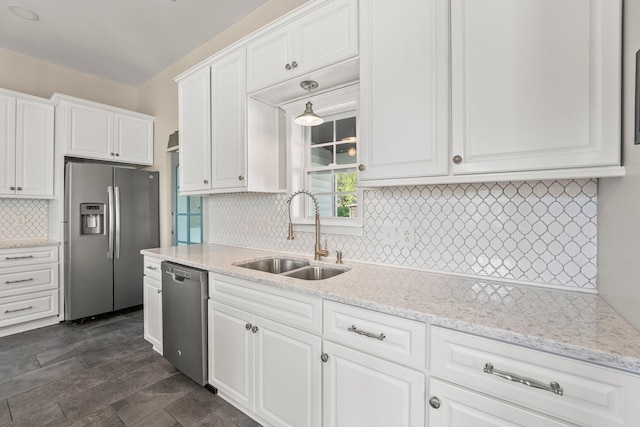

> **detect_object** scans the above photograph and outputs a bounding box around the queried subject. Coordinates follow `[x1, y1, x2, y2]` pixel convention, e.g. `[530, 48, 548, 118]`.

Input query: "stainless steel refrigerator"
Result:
[64, 161, 159, 321]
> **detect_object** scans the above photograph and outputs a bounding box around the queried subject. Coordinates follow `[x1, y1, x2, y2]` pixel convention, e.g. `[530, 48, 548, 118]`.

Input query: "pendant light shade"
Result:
[295, 81, 324, 126]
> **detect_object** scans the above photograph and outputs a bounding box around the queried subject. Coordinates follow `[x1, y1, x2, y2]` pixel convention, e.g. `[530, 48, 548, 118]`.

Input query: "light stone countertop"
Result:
[0, 239, 61, 250]
[142, 243, 640, 374]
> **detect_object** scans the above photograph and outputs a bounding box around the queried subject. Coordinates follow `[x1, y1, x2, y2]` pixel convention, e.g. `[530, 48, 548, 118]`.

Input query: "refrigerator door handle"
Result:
[107, 185, 114, 259]
[115, 186, 121, 259]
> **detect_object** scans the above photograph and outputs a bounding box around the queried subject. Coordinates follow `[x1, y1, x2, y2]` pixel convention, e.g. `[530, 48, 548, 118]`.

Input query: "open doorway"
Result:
[171, 152, 203, 245]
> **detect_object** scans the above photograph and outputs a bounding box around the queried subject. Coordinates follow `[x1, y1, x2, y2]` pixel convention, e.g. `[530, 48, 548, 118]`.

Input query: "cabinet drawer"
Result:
[323, 300, 426, 369]
[0, 290, 58, 328]
[0, 246, 58, 267]
[430, 326, 640, 427]
[143, 256, 162, 281]
[209, 273, 322, 334]
[0, 263, 58, 297]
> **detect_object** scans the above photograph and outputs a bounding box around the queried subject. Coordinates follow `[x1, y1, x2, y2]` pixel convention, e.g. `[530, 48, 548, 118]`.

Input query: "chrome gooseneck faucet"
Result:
[286, 190, 329, 261]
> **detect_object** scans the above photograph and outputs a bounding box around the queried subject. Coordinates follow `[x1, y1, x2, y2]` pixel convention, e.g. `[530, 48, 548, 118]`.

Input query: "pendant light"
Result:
[295, 80, 324, 126]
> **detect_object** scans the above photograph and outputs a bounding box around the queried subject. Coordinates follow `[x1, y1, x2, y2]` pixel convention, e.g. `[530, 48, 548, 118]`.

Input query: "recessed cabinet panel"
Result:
[246, 28, 292, 93]
[450, 0, 621, 174]
[358, 0, 449, 184]
[0, 94, 16, 196]
[68, 104, 113, 159]
[211, 51, 247, 191]
[178, 67, 212, 193]
[114, 114, 153, 165]
[16, 99, 54, 197]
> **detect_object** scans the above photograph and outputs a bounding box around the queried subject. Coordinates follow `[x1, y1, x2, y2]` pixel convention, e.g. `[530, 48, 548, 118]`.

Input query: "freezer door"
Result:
[65, 162, 114, 320]
[113, 168, 159, 310]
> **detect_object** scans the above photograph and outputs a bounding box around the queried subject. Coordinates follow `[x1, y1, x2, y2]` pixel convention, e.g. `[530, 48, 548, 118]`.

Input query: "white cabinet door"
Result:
[450, 0, 621, 175]
[246, 26, 293, 92]
[294, 0, 358, 77]
[114, 113, 153, 165]
[67, 102, 113, 159]
[208, 301, 254, 409]
[15, 99, 54, 197]
[0, 94, 16, 196]
[358, 0, 449, 184]
[246, 0, 358, 92]
[255, 316, 321, 427]
[322, 340, 425, 427]
[428, 379, 571, 427]
[143, 276, 162, 354]
[211, 50, 247, 191]
[178, 67, 212, 193]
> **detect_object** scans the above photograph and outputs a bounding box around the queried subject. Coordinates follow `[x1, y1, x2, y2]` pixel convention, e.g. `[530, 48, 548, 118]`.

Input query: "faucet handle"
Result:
[336, 251, 343, 264]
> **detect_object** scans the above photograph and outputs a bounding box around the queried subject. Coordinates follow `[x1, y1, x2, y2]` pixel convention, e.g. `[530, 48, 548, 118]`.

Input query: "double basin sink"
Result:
[235, 257, 349, 280]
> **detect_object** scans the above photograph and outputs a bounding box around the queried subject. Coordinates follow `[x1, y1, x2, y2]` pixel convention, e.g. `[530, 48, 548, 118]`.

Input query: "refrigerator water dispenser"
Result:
[80, 203, 105, 235]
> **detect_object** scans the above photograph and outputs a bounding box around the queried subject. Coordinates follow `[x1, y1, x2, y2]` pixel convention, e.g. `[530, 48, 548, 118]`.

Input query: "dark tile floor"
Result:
[0, 308, 261, 427]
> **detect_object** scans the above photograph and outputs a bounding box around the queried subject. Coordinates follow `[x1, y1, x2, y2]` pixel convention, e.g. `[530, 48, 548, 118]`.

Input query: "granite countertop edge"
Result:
[141, 244, 640, 375]
[0, 239, 61, 249]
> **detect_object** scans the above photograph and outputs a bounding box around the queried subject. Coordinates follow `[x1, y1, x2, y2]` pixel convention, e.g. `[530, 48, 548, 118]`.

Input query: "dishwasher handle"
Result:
[165, 265, 192, 283]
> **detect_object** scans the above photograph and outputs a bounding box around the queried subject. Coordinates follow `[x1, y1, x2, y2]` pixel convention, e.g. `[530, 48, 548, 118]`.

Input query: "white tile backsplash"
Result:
[206, 179, 597, 290]
[0, 199, 49, 240]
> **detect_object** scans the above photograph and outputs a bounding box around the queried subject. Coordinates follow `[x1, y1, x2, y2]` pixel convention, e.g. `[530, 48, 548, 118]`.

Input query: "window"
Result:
[282, 84, 362, 235]
[174, 163, 203, 245]
[307, 112, 358, 219]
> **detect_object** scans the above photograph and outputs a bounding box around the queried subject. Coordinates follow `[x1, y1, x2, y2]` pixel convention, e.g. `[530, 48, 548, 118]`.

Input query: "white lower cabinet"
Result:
[143, 256, 162, 354]
[322, 340, 425, 427]
[0, 245, 59, 337]
[428, 378, 572, 426]
[208, 300, 322, 427]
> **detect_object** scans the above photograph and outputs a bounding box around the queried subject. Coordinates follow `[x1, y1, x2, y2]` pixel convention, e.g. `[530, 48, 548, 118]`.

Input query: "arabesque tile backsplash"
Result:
[0, 199, 49, 240]
[206, 179, 598, 290]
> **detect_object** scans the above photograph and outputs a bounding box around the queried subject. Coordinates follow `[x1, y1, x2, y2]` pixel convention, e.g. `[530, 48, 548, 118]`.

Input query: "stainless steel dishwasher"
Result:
[161, 261, 208, 386]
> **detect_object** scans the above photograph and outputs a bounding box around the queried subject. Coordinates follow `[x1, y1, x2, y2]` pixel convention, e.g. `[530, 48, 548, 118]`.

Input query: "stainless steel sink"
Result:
[235, 257, 309, 274]
[284, 266, 348, 280]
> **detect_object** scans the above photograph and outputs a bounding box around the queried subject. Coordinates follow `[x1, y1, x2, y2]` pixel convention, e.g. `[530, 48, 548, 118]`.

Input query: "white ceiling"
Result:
[0, 0, 271, 87]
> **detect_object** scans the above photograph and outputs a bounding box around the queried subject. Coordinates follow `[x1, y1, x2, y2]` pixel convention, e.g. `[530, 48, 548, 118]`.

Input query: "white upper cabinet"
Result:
[211, 50, 247, 191]
[178, 67, 211, 193]
[358, 0, 450, 185]
[449, 0, 622, 176]
[246, 0, 358, 92]
[359, 0, 623, 187]
[53, 94, 154, 166]
[0, 90, 54, 198]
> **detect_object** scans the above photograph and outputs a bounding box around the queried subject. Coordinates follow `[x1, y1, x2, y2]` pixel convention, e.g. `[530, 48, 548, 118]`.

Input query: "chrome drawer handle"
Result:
[146, 266, 158, 271]
[483, 363, 563, 396]
[5, 305, 33, 314]
[5, 278, 34, 284]
[5, 255, 35, 260]
[348, 325, 385, 341]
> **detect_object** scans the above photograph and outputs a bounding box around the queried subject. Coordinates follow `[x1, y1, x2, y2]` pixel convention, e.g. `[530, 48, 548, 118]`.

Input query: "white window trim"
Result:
[281, 84, 363, 236]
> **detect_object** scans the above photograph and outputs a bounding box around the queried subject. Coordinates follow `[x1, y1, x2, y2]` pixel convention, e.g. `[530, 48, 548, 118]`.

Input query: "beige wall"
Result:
[0, 48, 137, 109]
[598, 0, 640, 330]
[137, 0, 307, 247]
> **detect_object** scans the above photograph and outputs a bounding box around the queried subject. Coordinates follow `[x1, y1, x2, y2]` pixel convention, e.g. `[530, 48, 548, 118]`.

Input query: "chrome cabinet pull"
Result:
[16, 187, 22, 191]
[357, 164, 365, 171]
[348, 325, 386, 341]
[203, 179, 209, 184]
[285, 63, 292, 70]
[452, 155, 463, 164]
[291, 61, 298, 68]
[5, 255, 34, 260]
[146, 266, 158, 271]
[321, 353, 329, 362]
[5, 278, 34, 284]
[9, 186, 15, 190]
[251, 326, 259, 333]
[245, 323, 252, 331]
[238, 175, 244, 181]
[5, 305, 33, 314]
[483, 363, 563, 396]
[156, 289, 162, 294]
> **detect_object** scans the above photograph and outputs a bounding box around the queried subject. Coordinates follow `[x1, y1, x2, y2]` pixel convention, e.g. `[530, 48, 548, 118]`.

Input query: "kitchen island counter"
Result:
[142, 243, 640, 374]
